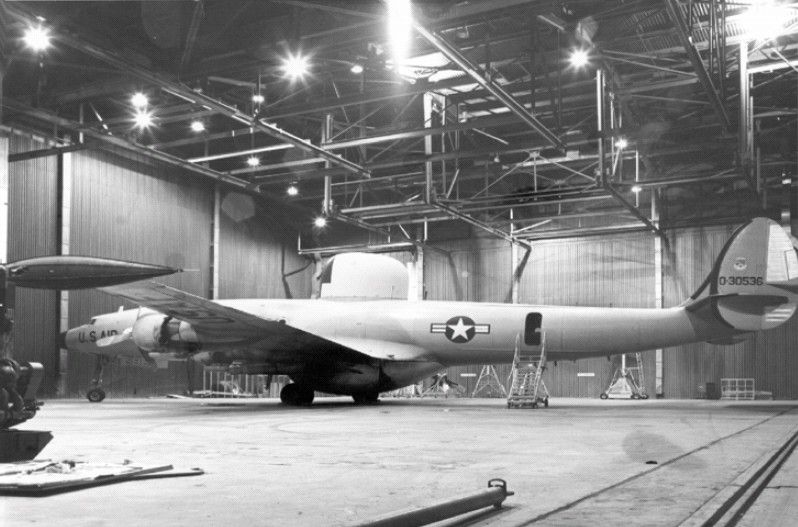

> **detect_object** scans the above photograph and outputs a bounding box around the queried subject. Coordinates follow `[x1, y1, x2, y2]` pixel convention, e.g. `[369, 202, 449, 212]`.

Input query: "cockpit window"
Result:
[89, 318, 97, 325]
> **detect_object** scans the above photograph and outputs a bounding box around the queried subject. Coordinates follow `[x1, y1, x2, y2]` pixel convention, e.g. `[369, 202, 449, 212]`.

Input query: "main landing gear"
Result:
[280, 383, 314, 406]
[86, 355, 109, 403]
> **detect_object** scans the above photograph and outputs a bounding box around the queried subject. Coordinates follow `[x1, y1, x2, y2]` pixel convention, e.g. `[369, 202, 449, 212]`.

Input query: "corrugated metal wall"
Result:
[7, 135, 59, 394]
[67, 148, 214, 397]
[218, 190, 313, 300]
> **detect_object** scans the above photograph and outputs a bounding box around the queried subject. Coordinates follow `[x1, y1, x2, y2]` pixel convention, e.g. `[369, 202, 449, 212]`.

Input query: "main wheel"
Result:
[280, 383, 315, 406]
[599, 393, 608, 400]
[87, 388, 106, 403]
[352, 392, 380, 405]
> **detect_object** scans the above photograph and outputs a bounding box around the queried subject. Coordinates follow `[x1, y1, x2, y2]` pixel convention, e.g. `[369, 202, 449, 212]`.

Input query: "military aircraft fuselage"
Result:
[213, 298, 721, 363]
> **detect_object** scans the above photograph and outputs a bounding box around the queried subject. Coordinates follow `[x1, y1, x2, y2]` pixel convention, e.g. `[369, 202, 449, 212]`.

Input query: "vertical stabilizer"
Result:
[695, 218, 798, 330]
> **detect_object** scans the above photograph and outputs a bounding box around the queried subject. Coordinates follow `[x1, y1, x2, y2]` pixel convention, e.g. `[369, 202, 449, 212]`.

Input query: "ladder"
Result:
[472, 365, 508, 398]
[507, 333, 549, 409]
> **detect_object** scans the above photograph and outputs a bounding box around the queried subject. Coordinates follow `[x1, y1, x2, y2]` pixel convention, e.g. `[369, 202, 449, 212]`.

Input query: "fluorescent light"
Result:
[570, 48, 589, 68]
[190, 120, 205, 132]
[131, 92, 149, 108]
[387, 0, 412, 66]
[615, 138, 628, 149]
[23, 25, 51, 52]
[133, 110, 153, 129]
[246, 156, 261, 167]
[314, 216, 327, 228]
[282, 52, 309, 80]
[287, 184, 299, 196]
[631, 184, 642, 194]
[350, 63, 364, 74]
[744, 1, 792, 42]
[252, 94, 265, 104]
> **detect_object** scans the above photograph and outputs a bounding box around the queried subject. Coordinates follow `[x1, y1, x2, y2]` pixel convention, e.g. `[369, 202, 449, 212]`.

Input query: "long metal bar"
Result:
[432, 202, 531, 249]
[664, 0, 730, 129]
[4, 6, 371, 179]
[412, 20, 564, 151]
[179, 0, 204, 73]
[188, 143, 294, 163]
[3, 99, 251, 189]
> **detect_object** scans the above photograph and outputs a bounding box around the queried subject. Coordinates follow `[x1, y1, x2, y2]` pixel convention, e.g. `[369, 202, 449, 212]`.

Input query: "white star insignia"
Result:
[448, 317, 473, 340]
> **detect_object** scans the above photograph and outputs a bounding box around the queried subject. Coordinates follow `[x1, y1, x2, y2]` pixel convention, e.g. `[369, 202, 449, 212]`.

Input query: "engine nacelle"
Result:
[131, 313, 198, 352]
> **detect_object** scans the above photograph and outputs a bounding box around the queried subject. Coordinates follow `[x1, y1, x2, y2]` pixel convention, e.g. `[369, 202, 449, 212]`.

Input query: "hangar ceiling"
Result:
[2, 0, 797, 245]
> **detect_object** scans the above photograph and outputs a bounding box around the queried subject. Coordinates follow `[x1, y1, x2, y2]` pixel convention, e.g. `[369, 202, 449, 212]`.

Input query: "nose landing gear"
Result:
[86, 355, 109, 403]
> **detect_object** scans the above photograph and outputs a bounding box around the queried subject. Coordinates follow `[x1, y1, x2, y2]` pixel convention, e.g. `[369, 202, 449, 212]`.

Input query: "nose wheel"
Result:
[87, 387, 106, 402]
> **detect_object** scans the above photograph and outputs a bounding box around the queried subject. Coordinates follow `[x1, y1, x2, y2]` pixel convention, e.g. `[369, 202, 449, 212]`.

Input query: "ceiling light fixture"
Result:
[569, 48, 590, 68]
[190, 120, 205, 132]
[631, 184, 642, 194]
[350, 63, 364, 74]
[287, 184, 299, 196]
[743, 0, 792, 42]
[252, 93, 265, 104]
[246, 156, 261, 167]
[23, 24, 51, 52]
[314, 216, 327, 228]
[615, 138, 628, 149]
[131, 92, 149, 109]
[387, 0, 412, 66]
[282, 52, 309, 80]
[133, 110, 153, 129]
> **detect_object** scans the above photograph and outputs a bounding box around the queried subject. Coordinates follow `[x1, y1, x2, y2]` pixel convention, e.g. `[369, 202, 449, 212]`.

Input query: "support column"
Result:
[0, 132, 7, 266]
[423, 92, 434, 203]
[652, 197, 663, 398]
[57, 150, 73, 395]
[211, 183, 220, 299]
[510, 209, 519, 304]
[322, 114, 333, 216]
[596, 68, 606, 185]
[739, 40, 754, 183]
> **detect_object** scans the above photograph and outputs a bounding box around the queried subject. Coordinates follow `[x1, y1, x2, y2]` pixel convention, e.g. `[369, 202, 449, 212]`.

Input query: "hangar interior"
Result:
[1, 0, 798, 401]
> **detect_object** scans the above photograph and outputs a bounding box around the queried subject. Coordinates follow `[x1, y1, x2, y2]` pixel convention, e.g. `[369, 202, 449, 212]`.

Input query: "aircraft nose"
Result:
[58, 330, 68, 349]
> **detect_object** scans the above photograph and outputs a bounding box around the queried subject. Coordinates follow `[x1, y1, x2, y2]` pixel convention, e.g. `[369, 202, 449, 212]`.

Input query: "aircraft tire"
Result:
[352, 392, 380, 405]
[280, 383, 314, 406]
[599, 393, 608, 400]
[641, 394, 650, 400]
[87, 388, 106, 403]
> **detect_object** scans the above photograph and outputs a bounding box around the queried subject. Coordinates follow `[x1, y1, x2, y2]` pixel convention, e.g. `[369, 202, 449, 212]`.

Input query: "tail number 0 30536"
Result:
[719, 276, 764, 286]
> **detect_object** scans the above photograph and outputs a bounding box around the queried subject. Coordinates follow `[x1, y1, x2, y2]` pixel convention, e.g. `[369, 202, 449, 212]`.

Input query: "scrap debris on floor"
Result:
[0, 459, 203, 496]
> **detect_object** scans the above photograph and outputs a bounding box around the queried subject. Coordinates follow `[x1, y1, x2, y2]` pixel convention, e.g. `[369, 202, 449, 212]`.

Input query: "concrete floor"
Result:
[2, 397, 797, 526]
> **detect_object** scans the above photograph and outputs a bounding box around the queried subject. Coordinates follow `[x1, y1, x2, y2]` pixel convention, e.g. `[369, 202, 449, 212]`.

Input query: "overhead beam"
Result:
[3, 99, 251, 189]
[411, 18, 565, 151]
[432, 201, 531, 249]
[4, 5, 370, 179]
[663, 0, 730, 129]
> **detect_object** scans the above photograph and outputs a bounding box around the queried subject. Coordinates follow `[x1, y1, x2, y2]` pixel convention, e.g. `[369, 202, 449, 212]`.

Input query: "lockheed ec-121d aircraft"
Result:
[62, 217, 798, 405]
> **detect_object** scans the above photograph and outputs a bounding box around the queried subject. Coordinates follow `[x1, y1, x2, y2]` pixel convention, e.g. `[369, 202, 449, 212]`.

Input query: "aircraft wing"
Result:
[99, 281, 427, 363]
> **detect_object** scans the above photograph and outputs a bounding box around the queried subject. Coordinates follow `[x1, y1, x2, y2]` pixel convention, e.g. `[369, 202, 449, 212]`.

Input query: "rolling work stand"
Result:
[507, 334, 549, 409]
[600, 352, 649, 400]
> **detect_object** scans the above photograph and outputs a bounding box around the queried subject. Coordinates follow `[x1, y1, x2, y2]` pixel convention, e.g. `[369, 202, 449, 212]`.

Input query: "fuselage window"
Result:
[525, 313, 542, 345]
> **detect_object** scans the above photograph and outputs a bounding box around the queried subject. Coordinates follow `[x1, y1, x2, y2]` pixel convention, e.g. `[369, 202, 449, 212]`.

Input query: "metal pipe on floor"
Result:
[353, 479, 513, 527]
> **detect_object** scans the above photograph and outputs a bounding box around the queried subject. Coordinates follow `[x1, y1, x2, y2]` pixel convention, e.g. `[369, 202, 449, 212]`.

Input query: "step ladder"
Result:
[507, 333, 549, 409]
[472, 365, 508, 398]
[600, 352, 649, 400]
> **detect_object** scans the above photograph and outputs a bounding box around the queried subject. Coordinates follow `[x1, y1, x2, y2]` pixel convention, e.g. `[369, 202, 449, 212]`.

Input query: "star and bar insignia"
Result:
[430, 316, 490, 343]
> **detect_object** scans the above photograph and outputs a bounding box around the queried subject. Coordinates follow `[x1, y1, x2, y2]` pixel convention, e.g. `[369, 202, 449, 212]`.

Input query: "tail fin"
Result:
[687, 218, 798, 331]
